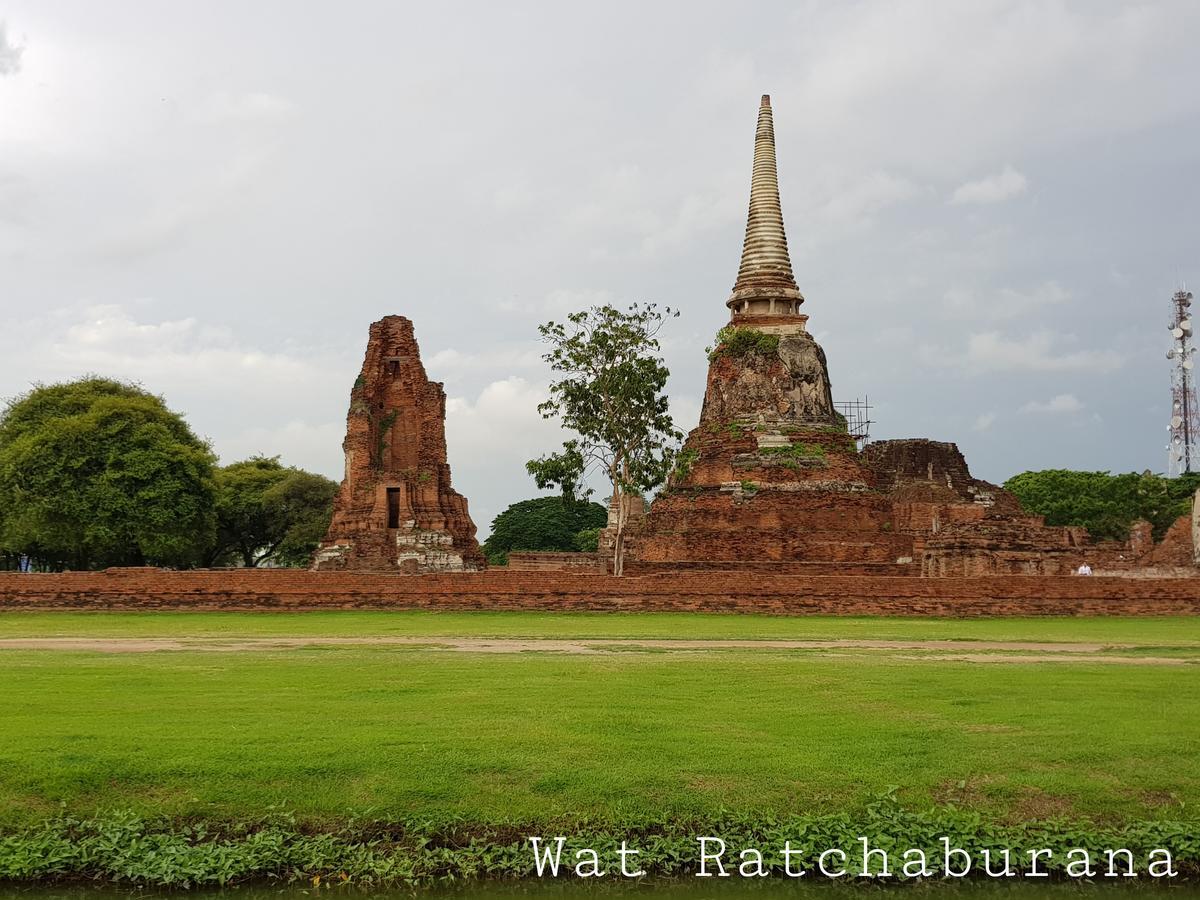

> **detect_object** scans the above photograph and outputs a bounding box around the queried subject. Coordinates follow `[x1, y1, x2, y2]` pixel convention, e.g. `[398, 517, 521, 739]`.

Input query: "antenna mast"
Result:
[1167, 288, 1197, 476]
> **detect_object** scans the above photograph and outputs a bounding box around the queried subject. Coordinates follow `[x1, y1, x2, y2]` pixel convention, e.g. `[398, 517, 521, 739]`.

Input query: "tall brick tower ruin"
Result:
[625, 96, 913, 566]
[313, 316, 485, 572]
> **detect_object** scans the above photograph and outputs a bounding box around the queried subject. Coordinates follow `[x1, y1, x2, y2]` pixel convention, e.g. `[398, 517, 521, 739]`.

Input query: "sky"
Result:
[2, 1, 1199, 535]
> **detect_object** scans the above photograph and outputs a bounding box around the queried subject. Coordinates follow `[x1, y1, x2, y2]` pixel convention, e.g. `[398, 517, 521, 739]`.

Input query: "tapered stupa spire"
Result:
[727, 95, 803, 315]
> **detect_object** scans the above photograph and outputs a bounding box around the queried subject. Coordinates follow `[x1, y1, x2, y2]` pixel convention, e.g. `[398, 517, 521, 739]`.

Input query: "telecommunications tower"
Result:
[1167, 288, 1198, 476]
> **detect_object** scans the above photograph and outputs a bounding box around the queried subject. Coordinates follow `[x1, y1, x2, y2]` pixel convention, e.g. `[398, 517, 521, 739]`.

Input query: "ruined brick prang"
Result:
[313, 316, 484, 572]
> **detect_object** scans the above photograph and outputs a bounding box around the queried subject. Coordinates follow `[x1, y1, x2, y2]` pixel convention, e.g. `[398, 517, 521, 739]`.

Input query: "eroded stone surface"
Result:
[700, 330, 836, 426]
[313, 316, 484, 572]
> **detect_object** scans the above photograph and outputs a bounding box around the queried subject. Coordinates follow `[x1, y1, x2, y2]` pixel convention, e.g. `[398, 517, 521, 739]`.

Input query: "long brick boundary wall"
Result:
[1, 569, 1198, 616]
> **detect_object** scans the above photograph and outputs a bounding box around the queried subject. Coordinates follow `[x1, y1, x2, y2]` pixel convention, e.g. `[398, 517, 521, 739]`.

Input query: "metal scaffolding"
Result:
[835, 397, 873, 449]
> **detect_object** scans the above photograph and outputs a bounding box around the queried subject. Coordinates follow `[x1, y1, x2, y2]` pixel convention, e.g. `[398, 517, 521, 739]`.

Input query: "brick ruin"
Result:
[622, 96, 907, 569]
[3, 567, 1200, 615]
[302, 99, 1194, 582]
[313, 316, 485, 572]
[0, 98, 1194, 613]
[610, 96, 1197, 577]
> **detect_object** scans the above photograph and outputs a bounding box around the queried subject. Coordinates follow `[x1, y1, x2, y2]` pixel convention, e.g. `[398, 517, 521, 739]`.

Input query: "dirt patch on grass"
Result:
[933, 776, 998, 808]
[0, 636, 1194, 665]
[1008, 787, 1079, 822]
[891, 651, 1193, 666]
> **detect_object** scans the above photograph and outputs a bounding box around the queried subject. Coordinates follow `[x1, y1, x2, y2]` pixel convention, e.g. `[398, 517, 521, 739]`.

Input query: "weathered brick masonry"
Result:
[1, 570, 1198, 615]
[313, 316, 484, 572]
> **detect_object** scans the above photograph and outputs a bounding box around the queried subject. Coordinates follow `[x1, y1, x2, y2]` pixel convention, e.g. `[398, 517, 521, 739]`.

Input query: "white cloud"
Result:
[0, 21, 23, 75]
[973, 412, 997, 431]
[220, 420, 345, 473]
[958, 331, 1124, 374]
[427, 345, 544, 376]
[669, 393, 702, 436]
[444, 377, 573, 533]
[820, 171, 920, 226]
[950, 165, 1028, 205]
[495, 289, 614, 317]
[640, 191, 740, 256]
[0, 302, 350, 477]
[1020, 393, 1085, 414]
[47, 304, 318, 388]
[942, 280, 1071, 320]
[198, 92, 297, 124]
[91, 146, 279, 261]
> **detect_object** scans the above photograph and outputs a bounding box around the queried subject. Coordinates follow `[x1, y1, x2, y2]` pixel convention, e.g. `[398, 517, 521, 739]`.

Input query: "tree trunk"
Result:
[612, 482, 629, 577]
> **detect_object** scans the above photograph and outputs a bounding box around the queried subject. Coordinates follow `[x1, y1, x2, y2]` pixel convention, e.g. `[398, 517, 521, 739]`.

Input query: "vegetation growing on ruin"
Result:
[709, 421, 747, 439]
[707, 326, 781, 361]
[1004, 469, 1200, 541]
[398, 467, 433, 485]
[370, 409, 399, 469]
[670, 448, 700, 481]
[761, 442, 827, 469]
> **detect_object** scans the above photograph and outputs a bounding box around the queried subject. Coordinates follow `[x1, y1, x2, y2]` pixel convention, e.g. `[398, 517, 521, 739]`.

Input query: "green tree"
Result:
[526, 303, 681, 575]
[481, 496, 608, 565]
[0, 377, 217, 569]
[208, 456, 338, 567]
[1004, 469, 1200, 541]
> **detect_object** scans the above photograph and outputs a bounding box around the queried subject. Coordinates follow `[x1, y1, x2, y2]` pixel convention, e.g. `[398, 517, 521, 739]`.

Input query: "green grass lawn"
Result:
[1, 610, 1198, 643]
[0, 612, 1196, 829]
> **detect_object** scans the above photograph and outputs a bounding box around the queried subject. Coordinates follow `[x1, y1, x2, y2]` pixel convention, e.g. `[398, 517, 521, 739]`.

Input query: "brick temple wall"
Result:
[0, 569, 1197, 616]
[506, 552, 607, 573]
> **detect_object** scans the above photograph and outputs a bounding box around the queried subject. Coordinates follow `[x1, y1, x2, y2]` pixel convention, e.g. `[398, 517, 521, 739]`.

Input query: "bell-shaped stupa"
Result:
[623, 96, 910, 568]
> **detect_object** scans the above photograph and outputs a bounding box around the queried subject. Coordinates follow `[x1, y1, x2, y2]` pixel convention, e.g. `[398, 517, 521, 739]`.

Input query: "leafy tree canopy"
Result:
[209, 456, 338, 568]
[1003, 469, 1200, 542]
[482, 496, 607, 565]
[0, 377, 217, 569]
[526, 302, 681, 575]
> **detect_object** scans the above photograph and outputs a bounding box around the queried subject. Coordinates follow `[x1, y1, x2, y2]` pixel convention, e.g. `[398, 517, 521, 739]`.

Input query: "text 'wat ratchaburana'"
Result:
[313, 316, 484, 573]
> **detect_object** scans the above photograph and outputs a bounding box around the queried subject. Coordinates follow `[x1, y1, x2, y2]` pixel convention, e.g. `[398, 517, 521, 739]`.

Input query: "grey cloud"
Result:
[0, 22, 22, 75]
[950, 166, 1029, 206]
[1, 0, 1198, 527]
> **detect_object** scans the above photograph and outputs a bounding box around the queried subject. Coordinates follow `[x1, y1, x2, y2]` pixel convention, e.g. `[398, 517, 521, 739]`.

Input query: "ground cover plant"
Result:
[1, 803, 1197, 887]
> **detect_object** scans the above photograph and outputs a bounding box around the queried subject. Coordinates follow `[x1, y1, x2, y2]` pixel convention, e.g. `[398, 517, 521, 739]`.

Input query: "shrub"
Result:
[707, 326, 780, 361]
[761, 442, 826, 470]
[574, 527, 602, 552]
